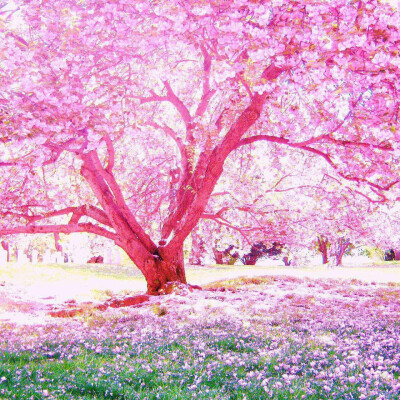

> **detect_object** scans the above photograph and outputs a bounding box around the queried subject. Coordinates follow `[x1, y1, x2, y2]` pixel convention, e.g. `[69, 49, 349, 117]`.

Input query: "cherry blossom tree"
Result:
[290, 175, 394, 266]
[0, 0, 400, 294]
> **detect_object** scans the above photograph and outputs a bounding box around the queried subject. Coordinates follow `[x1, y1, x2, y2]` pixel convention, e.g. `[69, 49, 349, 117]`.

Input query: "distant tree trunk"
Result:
[282, 256, 291, 266]
[227, 253, 239, 265]
[335, 238, 351, 266]
[241, 253, 258, 265]
[212, 245, 239, 265]
[241, 242, 267, 265]
[1, 241, 9, 262]
[317, 235, 329, 264]
[212, 247, 224, 264]
[189, 229, 205, 265]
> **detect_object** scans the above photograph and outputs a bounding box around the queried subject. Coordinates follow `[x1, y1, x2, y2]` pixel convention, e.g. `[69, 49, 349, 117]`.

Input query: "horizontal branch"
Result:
[235, 134, 335, 166]
[201, 214, 267, 244]
[0, 223, 117, 241]
[18, 205, 113, 228]
[1, 206, 84, 224]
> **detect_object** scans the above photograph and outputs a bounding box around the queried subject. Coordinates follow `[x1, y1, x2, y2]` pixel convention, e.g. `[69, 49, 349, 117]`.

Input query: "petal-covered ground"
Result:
[1, 262, 399, 325]
[0, 269, 399, 399]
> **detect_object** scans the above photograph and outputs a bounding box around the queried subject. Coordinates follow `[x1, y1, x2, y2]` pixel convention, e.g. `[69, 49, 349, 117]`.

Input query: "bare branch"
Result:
[80, 151, 157, 253]
[15, 205, 113, 228]
[353, 189, 387, 204]
[201, 213, 270, 234]
[291, 135, 393, 151]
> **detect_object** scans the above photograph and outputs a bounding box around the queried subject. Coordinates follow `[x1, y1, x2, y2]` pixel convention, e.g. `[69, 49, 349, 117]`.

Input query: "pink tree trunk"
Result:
[317, 235, 330, 264]
[335, 238, 351, 266]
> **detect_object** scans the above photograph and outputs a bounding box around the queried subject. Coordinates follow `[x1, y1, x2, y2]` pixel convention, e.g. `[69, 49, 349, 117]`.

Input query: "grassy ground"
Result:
[1, 263, 400, 399]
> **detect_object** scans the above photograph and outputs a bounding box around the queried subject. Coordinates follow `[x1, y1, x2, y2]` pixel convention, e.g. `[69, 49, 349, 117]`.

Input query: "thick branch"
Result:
[87, 151, 157, 252]
[68, 205, 112, 227]
[159, 64, 286, 254]
[164, 92, 270, 252]
[17, 205, 113, 228]
[80, 151, 157, 254]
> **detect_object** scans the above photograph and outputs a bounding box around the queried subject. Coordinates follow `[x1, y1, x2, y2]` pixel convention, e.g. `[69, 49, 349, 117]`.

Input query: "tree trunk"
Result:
[282, 256, 291, 266]
[335, 238, 350, 266]
[126, 244, 187, 295]
[212, 248, 224, 264]
[189, 229, 205, 265]
[213, 245, 239, 265]
[335, 251, 344, 266]
[1, 241, 9, 262]
[317, 235, 329, 264]
[241, 254, 258, 265]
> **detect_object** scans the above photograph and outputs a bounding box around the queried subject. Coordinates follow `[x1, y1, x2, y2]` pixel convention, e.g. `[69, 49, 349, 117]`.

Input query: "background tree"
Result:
[0, 0, 399, 294]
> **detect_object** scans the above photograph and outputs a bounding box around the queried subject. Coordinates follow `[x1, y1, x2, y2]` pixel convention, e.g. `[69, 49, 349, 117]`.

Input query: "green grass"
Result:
[1, 319, 398, 400]
[0, 333, 303, 399]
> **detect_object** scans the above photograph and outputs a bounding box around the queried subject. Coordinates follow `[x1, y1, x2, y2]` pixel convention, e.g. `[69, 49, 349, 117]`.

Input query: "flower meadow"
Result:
[1, 275, 400, 399]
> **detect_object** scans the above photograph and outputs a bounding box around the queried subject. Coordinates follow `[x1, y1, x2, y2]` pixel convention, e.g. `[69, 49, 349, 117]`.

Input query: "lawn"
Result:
[0, 263, 400, 399]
